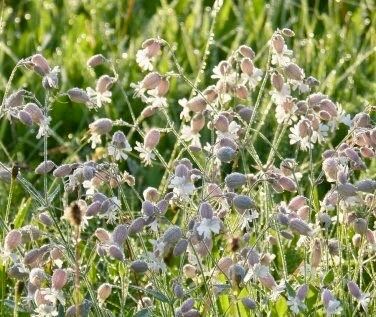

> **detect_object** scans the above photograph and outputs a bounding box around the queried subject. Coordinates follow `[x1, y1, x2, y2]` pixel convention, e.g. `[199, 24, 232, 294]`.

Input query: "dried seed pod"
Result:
[35, 160, 55, 174]
[52, 269, 67, 289]
[64, 201, 85, 227]
[97, 283, 112, 302]
[4, 229, 22, 251]
[130, 260, 148, 273]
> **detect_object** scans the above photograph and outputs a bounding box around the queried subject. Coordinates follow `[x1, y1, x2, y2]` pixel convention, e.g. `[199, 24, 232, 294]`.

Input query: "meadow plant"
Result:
[0, 2, 375, 316]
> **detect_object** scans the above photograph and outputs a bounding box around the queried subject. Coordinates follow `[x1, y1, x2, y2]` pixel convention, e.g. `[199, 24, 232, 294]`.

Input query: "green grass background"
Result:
[0, 0, 375, 315]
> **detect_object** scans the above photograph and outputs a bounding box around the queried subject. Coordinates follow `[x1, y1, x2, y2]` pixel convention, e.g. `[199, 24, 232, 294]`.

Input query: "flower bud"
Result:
[53, 164, 72, 177]
[112, 224, 128, 246]
[233, 195, 254, 211]
[67, 88, 91, 104]
[97, 283, 112, 302]
[183, 264, 196, 279]
[353, 218, 368, 235]
[35, 160, 55, 174]
[186, 96, 207, 113]
[24, 103, 43, 124]
[347, 281, 362, 300]
[52, 269, 67, 289]
[199, 202, 213, 219]
[128, 218, 146, 235]
[143, 187, 160, 202]
[296, 284, 308, 301]
[225, 172, 246, 188]
[284, 63, 304, 81]
[144, 129, 160, 149]
[38, 212, 53, 226]
[4, 230, 22, 251]
[239, 45, 255, 59]
[31, 54, 50, 76]
[95, 228, 111, 243]
[216, 146, 236, 163]
[89, 118, 113, 135]
[108, 245, 124, 261]
[289, 218, 312, 236]
[242, 297, 256, 310]
[130, 260, 148, 273]
[87, 54, 106, 68]
[173, 239, 188, 256]
[163, 226, 182, 245]
[278, 176, 297, 192]
[271, 72, 284, 91]
[191, 113, 205, 133]
[18, 110, 33, 125]
[272, 34, 285, 54]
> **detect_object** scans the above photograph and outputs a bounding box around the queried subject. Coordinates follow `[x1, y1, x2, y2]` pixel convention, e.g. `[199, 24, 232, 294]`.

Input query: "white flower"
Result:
[287, 295, 306, 314]
[196, 217, 221, 239]
[36, 116, 51, 139]
[134, 141, 156, 166]
[86, 87, 112, 109]
[168, 175, 195, 200]
[241, 68, 263, 90]
[325, 299, 342, 316]
[181, 125, 202, 149]
[244, 264, 269, 283]
[33, 304, 58, 317]
[89, 132, 102, 149]
[271, 43, 293, 66]
[82, 179, 97, 196]
[216, 121, 240, 141]
[136, 49, 154, 71]
[178, 98, 191, 121]
[270, 281, 286, 301]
